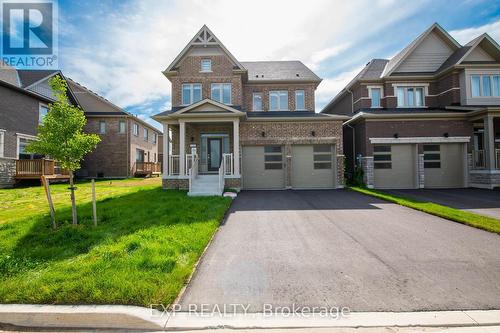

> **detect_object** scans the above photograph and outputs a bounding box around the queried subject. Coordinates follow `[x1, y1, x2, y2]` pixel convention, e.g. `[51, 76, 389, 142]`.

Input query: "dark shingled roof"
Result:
[17, 69, 58, 87]
[355, 107, 470, 115]
[67, 78, 124, 114]
[0, 61, 20, 86]
[241, 61, 321, 82]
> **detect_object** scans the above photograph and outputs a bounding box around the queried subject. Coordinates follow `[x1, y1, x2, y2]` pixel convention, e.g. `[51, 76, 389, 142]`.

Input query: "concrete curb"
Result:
[1, 305, 499, 331]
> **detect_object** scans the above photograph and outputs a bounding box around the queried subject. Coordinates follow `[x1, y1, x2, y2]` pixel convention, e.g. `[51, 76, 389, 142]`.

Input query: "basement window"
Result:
[373, 145, 392, 169]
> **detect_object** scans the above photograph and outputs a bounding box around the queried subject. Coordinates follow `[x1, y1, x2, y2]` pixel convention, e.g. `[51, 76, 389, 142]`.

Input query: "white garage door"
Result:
[292, 144, 336, 189]
[423, 143, 464, 188]
[242, 145, 285, 189]
[373, 144, 416, 189]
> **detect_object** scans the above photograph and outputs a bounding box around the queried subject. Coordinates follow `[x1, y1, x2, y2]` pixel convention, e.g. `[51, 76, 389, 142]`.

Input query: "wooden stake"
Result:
[92, 179, 97, 226]
[41, 176, 56, 229]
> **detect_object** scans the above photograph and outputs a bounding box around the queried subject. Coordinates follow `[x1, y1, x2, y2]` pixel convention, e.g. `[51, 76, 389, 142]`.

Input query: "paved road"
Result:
[386, 188, 500, 219]
[179, 190, 500, 312]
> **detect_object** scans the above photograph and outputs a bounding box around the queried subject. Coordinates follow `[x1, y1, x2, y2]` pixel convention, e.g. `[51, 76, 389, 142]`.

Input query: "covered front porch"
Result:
[470, 112, 500, 188]
[154, 99, 244, 192]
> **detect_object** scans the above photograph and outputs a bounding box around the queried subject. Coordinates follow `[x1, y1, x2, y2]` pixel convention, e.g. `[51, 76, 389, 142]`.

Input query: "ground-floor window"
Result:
[373, 145, 392, 169]
[0, 130, 4, 157]
[423, 144, 441, 168]
[136, 148, 145, 162]
[18, 136, 42, 159]
[313, 145, 333, 169]
[264, 145, 283, 169]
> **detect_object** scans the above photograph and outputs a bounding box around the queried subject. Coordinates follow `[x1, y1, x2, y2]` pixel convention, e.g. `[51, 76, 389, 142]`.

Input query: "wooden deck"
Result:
[134, 162, 162, 177]
[15, 159, 70, 180]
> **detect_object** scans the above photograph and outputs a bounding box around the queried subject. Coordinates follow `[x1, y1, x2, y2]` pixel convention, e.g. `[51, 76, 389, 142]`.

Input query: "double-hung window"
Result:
[295, 90, 305, 110]
[153, 133, 157, 144]
[252, 92, 263, 111]
[144, 128, 148, 141]
[99, 121, 106, 134]
[396, 86, 425, 107]
[39, 104, 49, 123]
[119, 120, 126, 133]
[269, 91, 288, 111]
[201, 59, 212, 72]
[211, 83, 231, 104]
[182, 83, 202, 105]
[369, 87, 382, 108]
[133, 123, 139, 136]
[471, 74, 500, 97]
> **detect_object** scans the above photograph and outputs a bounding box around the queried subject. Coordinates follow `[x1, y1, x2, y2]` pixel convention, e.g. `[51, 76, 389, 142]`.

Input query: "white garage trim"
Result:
[370, 136, 470, 144]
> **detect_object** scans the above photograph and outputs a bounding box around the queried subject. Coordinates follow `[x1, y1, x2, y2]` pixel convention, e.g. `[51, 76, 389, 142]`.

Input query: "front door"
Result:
[207, 138, 222, 171]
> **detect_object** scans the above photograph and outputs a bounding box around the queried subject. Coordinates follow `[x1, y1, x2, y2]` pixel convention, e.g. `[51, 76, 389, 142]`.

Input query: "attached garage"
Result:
[423, 143, 465, 188]
[373, 144, 417, 189]
[291, 144, 336, 189]
[242, 145, 285, 189]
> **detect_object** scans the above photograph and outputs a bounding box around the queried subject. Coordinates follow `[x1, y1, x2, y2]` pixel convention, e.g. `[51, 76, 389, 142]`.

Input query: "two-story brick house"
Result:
[322, 23, 500, 190]
[153, 25, 348, 194]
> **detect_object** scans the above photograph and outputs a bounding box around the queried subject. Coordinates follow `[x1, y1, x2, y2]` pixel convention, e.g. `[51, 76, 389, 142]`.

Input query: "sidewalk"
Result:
[0, 305, 499, 331]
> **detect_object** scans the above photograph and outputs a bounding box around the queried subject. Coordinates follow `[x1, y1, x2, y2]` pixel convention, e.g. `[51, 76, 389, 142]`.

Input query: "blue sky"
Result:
[50, 0, 500, 130]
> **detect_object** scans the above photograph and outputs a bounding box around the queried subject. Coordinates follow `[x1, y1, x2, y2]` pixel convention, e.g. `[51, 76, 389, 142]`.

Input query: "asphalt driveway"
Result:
[386, 188, 500, 219]
[179, 190, 500, 312]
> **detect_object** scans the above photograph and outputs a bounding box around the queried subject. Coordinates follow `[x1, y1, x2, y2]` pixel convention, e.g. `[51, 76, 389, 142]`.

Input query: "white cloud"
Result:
[59, 0, 428, 116]
[315, 66, 364, 111]
[450, 19, 500, 44]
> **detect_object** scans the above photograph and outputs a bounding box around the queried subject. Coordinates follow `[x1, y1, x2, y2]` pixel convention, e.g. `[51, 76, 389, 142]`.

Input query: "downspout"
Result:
[126, 116, 130, 177]
[345, 88, 356, 173]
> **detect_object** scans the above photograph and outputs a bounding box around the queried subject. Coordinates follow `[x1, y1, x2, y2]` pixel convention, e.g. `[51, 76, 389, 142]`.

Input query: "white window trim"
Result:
[119, 120, 126, 134]
[181, 83, 202, 106]
[470, 74, 500, 98]
[210, 83, 232, 105]
[294, 90, 306, 111]
[367, 86, 384, 108]
[392, 84, 428, 108]
[269, 90, 289, 111]
[200, 59, 212, 73]
[99, 121, 106, 134]
[38, 103, 49, 124]
[133, 123, 139, 136]
[252, 92, 263, 111]
[153, 133, 157, 144]
[0, 129, 5, 158]
[144, 128, 149, 141]
[16, 133, 37, 159]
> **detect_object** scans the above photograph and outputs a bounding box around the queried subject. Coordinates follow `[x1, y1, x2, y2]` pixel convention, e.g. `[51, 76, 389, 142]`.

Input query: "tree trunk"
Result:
[69, 171, 78, 225]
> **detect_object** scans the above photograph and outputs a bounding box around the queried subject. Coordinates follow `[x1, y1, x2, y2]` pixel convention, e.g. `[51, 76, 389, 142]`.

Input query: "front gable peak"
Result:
[163, 25, 245, 74]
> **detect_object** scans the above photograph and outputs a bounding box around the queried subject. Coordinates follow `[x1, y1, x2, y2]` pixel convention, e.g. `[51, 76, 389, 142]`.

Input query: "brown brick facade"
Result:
[242, 83, 316, 111]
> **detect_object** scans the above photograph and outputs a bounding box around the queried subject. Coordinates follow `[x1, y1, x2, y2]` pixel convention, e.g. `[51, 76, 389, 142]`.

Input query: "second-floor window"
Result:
[201, 59, 212, 72]
[153, 133, 157, 144]
[369, 87, 382, 108]
[99, 121, 106, 134]
[133, 123, 139, 136]
[144, 128, 148, 141]
[182, 83, 202, 105]
[39, 104, 49, 123]
[471, 75, 500, 97]
[119, 120, 126, 133]
[295, 90, 305, 110]
[269, 91, 288, 111]
[396, 86, 424, 107]
[252, 92, 263, 111]
[211, 83, 231, 104]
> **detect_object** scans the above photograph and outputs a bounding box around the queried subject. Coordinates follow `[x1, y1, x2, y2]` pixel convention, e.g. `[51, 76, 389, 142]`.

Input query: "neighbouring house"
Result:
[0, 66, 162, 187]
[67, 79, 162, 178]
[152, 25, 347, 195]
[322, 23, 500, 190]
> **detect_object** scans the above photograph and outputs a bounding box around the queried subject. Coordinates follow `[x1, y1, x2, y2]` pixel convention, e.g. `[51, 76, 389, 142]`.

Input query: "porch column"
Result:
[484, 115, 495, 170]
[233, 119, 240, 176]
[179, 120, 186, 176]
[162, 123, 169, 178]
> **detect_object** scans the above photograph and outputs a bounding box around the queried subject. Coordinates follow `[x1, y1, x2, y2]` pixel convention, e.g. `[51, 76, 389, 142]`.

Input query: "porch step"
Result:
[188, 175, 222, 196]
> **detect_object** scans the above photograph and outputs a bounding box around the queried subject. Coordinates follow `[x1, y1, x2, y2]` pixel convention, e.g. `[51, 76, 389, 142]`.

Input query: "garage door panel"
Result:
[292, 145, 335, 189]
[374, 144, 416, 189]
[424, 143, 464, 188]
[242, 146, 285, 189]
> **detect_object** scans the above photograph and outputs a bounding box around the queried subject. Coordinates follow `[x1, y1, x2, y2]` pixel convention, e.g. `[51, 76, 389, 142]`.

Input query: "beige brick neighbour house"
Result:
[153, 25, 347, 194]
[322, 23, 500, 190]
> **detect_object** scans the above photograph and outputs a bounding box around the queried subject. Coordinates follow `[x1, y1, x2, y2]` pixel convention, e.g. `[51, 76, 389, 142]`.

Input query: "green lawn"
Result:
[0, 178, 231, 306]
[350, 186, 500, 234]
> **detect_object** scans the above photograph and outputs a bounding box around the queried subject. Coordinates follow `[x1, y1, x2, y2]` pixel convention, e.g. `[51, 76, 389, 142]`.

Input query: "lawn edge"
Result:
[171, 197, 235, 307]
[348, 186, 500, 234]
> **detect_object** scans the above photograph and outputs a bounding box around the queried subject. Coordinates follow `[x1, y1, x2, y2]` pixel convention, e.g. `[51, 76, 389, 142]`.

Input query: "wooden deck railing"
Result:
[15, 159, 68, 178]
[135, 162, 162, 174]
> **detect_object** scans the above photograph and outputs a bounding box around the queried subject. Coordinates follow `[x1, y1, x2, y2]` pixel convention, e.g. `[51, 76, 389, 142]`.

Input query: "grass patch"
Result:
[0, 178, 231, 305]
[349, 186, 500, 234]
